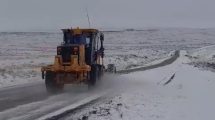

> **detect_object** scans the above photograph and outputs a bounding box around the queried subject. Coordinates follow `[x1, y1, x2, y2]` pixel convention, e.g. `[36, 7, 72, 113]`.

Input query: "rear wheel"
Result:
[98, 65, 104, 80]
[45, 72, 64, 93]
[88, 65, 99, 88]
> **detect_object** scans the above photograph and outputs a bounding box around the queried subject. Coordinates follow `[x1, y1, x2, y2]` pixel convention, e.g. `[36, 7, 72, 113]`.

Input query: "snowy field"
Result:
[1, 28, 215, 87]
[186, 45, 215, 72]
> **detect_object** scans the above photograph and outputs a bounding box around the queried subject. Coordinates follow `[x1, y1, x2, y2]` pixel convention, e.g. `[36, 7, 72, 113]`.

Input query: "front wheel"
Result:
[88, 65, 99, 88]
[45, 72, 64, 93]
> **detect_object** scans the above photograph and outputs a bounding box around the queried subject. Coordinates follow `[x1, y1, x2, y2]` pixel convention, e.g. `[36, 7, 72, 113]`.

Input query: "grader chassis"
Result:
[41, 28, 107, 93]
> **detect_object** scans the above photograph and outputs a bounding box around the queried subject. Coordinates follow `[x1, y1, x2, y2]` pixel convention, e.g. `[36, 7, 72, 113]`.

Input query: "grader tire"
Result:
[45, 72, 64, 93]
[88, 65, 99, 88]
[98, 65, 104, 80]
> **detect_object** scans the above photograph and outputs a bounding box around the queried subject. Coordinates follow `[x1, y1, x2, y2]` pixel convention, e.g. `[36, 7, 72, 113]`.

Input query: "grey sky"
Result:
[0, 0, 215, 31]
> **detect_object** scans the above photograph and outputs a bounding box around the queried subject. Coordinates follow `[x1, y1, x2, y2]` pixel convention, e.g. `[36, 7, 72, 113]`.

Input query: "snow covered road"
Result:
[0, 49, 214, 120]
[0, 51, 180, 120]
[63, 51, 215, 120]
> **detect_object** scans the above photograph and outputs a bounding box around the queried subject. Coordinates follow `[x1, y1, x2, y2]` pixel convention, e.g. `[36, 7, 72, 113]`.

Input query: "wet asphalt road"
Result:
[0, 82, 99, 120]
[0, 81, 49, 111]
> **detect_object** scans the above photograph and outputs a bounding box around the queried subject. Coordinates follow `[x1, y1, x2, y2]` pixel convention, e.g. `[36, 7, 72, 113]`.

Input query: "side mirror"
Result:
[100, 33, 104, 41]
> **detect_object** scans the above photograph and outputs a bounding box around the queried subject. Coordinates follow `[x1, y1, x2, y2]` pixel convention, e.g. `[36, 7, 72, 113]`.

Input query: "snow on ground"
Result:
[63, 51, 215, 120]
[186, 45, 215, 72]
[1, 28, 215, 87]
[104, 28, 215, 70]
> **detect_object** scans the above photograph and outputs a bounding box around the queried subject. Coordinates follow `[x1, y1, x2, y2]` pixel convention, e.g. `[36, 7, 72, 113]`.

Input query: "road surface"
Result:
[0, 51, 179, 120]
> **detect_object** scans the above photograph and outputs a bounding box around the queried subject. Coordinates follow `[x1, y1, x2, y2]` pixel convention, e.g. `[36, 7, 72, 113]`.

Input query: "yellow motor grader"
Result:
[41, 28, 105, 93]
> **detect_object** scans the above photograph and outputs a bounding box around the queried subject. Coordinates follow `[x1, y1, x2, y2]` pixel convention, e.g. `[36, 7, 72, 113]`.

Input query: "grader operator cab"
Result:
[41, 28, 105, 93]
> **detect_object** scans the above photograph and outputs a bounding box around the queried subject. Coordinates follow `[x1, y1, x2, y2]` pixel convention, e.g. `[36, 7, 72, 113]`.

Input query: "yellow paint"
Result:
[41, 27, 100, 83]
[73, 27, 82, 35]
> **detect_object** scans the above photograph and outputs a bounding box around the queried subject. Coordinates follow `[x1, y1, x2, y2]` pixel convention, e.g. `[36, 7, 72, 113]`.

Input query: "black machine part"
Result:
[57, 45, 80, 63]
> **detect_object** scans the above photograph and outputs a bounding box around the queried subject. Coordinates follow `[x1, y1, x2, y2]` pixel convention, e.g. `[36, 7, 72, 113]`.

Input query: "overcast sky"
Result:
[0, 0, 215, 31]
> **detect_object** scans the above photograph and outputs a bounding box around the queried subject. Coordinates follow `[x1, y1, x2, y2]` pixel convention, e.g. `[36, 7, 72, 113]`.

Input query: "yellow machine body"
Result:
[41, 28, 104, 86]
[41, 45, 91, 84]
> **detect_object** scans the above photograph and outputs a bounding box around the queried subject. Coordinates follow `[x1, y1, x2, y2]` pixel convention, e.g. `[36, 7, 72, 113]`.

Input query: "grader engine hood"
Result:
[57, 45, 80, 63]
[41, 44, 91, 84]
[53, 45, 90, 72]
